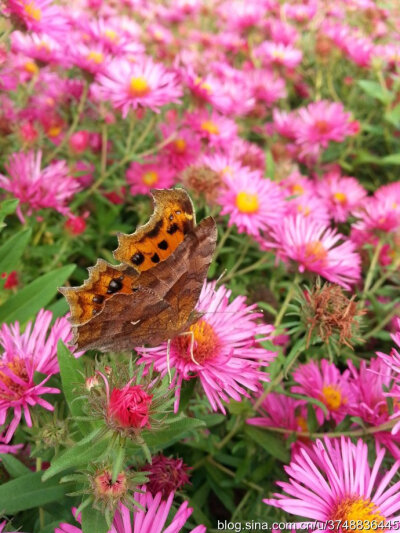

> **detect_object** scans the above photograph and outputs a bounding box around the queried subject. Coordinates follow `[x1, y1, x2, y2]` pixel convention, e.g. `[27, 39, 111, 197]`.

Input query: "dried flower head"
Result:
[301, 280, 365, 348]
[141, 455, 190, 499]
[180, 164, 223, 203]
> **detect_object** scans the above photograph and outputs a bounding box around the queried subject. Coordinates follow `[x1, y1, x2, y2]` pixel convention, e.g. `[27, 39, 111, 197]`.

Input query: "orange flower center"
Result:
[291, 183, 305, 195]
[47, 125, 62, 138]
[129, 77, 150, 97]
[297, 204, 311, 216]
[236, 191, 259, 213]
[295, 415, 308, 432]
[322, 384, 342, 411]
[172, 319, 220, 365]
[201, 120, 220, 135]
[315, 120, 330, 134]
[24, 61, 39, 74]
[86, 51, 104, 64]
[333, 191, 347, 205]
[142, 171, 159, 186]
[174, 138, 186, 152]
[331, 497, 385, 533]
[0, 357, 29, 401]
[24, 1, 42, 21]
[305, 240, 328, 264]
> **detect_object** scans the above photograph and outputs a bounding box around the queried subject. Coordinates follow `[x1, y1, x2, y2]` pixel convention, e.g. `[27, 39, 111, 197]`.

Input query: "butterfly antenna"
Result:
[178, 330, 200, 366]
[167, 338, 172, 383]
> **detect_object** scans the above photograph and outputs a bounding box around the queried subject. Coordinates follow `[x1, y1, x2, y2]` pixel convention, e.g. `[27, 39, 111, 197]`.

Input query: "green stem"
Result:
[207, 457, 264, 493]
[262, 418, 397, 439]
[368, 256, 400, 296]
[222, 255, 270, 284]
[252, 369, 284, 412]
[365, 307, 400, 340]
[274, 273, 300, 327]
[100, 123, 108, 181]
[214, 224, 233, 259]
[362, 241, 384, 299]
[44, 82, 89, 164]
[36, 457, 45, 530]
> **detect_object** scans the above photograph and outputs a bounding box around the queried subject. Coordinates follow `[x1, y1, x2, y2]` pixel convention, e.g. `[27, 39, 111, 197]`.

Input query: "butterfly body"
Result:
[60, 189, 217, 352]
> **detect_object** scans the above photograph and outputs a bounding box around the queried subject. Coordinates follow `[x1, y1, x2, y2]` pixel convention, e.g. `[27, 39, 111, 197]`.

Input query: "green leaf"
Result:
[382, 154, 400, 165]
[0, 471, 67, 513]
[244, 426, 290, 462]
[42, 435, 108, 481]
[0, 199, 19, 231]
[384, 104, 400, 128]
[144, 417, 205, 450]
[0, 228, 31, 275]
[358, 80, 393, 104]
[81, 506, 109, 533]
[57, 340, 88, 436]
[0, 453, 31, 478]
[0, 264, 75, 324]
[306, 403, 319, 433]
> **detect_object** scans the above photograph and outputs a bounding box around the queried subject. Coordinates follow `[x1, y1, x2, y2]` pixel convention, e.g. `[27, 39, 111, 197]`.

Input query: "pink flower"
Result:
[247, 392, 309, 435]
[184, 109, 238, 149]
[316, 169, 367, 222]
[294, 100, 358, 158]
[255, 41, 303, 69]
[292, 360, 355, 424]
[159, 124, 201, 171]
[5, 0, 69, 36]
[217, 168, 287, 237]
[108, 385, 153, 429]
[56, 490, 205, 533]
[0, 151, 80, 222]
[11, 31, 64, 65]
[137, 281, 277, 414]
[247, 69, 287, 106]
[94, 57, 182, 118]
[0, 309, 81, 443]
[265, 437, 400, 524]
[267, 214, 361, 289]
[126, 159, 176, 196]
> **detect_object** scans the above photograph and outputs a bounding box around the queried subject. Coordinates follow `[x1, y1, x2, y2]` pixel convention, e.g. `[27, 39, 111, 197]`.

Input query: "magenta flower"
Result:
[5, 0, 69, 36]
[56, 490, 205, 533]
[0, 151, 80, 222]
[126, 159, 176, 196]
[94, 57, 182, 118]
[267, 214, 361, 289]
[294, 100, 358, 157]
[255, 41, 303, 69]
[292, 360, 355, 424]
[0, 309, 80, 443]
[217, 167, 287, 237]
[247, 392, 309, 435]
[137, 281, 277, 413]
[265, 437, 400, 524]
[184, 110, 238, 149]
[316, 169, 367, 222]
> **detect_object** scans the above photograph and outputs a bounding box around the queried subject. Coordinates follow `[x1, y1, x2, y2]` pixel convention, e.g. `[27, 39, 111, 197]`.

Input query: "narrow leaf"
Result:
[0, 228, 31, 274]
[245, 426, 290, 462]
[81, 506, 109, 533]
[0, 453, 31, 478]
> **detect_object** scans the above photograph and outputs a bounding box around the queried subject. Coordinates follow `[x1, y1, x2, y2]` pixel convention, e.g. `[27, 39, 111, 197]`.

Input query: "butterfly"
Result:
[60, 188, 217, 353]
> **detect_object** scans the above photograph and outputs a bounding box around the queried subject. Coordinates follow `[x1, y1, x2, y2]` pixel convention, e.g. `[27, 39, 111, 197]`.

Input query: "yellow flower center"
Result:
[0, 357, 29, 401]
[236, 191, 259, 213]
[36, 40, 50, 51]
[86, 51, 104, 64]
[104, 29, 118, 42]
[221, 166, 232, 176]
[305, 240, 328, 264]
[24, 60, 39, 74]
[129, 77, 150, 97]
[333, 191, 347, 205]
[24, 1, 42, 21]
[272, 49, 285, 60]
[174, 138, 186, 152]
[291, 183, 305, 195]
[201, 120, 220, 135]
[331, 497, 385, 533]
[322, 384, 342, 411]
[142, 171, 159, 186]
[172, 319, 220, 365]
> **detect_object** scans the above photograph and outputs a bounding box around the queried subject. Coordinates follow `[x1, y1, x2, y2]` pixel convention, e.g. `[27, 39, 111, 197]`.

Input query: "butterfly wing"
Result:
[68, 216, 217, 352]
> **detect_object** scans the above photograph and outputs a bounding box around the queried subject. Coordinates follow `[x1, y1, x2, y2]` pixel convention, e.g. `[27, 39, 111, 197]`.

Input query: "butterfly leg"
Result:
[167, 338, 172, 383]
